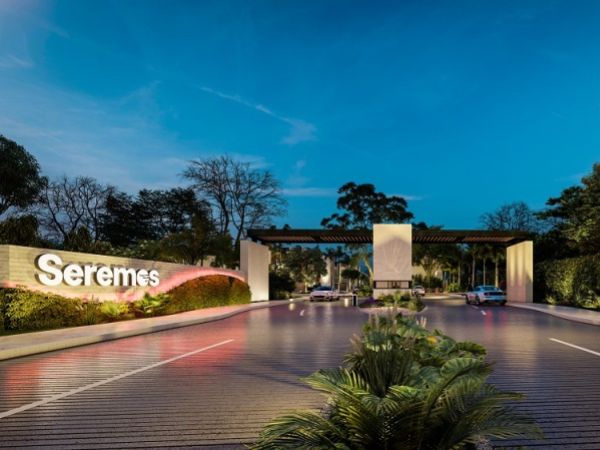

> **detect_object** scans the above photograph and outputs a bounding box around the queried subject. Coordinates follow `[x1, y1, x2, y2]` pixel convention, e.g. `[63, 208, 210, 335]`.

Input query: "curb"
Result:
[0, 300, 299, 361]
[508, 303, 600, 327]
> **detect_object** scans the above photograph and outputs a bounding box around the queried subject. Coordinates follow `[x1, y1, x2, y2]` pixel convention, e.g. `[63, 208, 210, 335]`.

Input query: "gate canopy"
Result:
[247, 228, 531, 246]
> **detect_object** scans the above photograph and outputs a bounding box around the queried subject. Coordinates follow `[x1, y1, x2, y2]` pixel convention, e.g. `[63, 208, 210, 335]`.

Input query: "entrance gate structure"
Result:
[243, 225, 533, 303]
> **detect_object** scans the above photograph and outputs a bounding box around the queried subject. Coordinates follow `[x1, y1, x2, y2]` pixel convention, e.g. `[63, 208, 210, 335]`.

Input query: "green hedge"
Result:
[536, 255, 600, 309]
[0, 275, 252, 333]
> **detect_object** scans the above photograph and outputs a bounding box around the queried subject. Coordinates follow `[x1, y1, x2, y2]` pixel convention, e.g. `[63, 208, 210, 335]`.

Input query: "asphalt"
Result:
[0, 297, 599, 448]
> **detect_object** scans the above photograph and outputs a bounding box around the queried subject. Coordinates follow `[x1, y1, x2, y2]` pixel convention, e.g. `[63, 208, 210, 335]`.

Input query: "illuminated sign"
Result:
[35, 253, 160, 288]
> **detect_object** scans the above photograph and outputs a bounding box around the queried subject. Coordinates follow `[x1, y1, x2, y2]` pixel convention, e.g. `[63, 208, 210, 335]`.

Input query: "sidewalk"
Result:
[0, 299, 296, 361]
[510, 302, 600, 326]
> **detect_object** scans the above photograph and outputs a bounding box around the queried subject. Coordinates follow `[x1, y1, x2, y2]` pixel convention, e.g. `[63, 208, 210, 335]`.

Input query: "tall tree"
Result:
[283, 246, 327, 292]
[538, 164, 600, 255]
[0, 136, 46, 219]
[38, 176, 114, 245]
[184, 156, 286, 243]
[481, 201, 541, 232]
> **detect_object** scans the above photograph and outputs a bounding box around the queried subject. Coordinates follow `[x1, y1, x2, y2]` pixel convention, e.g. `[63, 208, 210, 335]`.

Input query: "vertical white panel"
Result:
[373, 224, 412, 297]
[240, 240, 270, 302]
[506, 240, 533, 303]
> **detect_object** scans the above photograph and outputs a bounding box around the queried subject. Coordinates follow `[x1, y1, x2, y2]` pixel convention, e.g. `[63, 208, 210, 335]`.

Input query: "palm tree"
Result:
[252, 316, 542, 450]
[492, 247, 506, 287]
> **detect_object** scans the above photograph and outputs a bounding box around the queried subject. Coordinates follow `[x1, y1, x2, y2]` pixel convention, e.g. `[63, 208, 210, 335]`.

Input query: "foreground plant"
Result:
[252, 315, 542, 450]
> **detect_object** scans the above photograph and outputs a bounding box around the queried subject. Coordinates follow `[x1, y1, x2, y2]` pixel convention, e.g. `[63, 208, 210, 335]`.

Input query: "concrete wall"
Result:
[0, 245, 246, 301]
[506, 240, 533, 303]
[240, 240, 270, 302]
[373, 224, 412, 297]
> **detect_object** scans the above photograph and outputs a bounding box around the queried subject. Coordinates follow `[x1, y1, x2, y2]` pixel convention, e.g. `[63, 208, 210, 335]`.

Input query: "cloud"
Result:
[0, 54, 33, 69]
[390, 193, 424, 201]
[200, 86, 317, 145]
[281, 187, 337, 197]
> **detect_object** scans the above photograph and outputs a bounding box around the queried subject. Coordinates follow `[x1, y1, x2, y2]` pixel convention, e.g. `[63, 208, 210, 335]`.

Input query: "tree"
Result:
[283, 246, 327, 292]
[38, 176, 114, 245]
[160, 211, 215, 265]
[0, 136, 46, 219]
[538, 164, 600, 255]
[0, 215, 41, 246]
[184, 156, 286, 243]
[481, 201, 540, 232]
[321, 182, 413, 230]
[341, 268, 361, 290]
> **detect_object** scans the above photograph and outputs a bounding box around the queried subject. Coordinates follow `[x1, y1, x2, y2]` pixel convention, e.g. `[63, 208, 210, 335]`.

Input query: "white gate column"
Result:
[240, 240, 270, 302]
[373, 224, 412, 298]
[506, 240, 533, 303]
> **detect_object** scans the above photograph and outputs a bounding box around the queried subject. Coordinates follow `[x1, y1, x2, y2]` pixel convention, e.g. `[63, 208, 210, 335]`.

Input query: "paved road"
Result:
[0, 298, 599, 448]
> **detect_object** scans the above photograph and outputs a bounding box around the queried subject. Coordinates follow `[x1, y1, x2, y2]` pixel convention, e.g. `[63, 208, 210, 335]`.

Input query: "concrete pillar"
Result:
[373, 224, 412, 298]
[240, 240, 270, 302]
[506, 240, 533, 303]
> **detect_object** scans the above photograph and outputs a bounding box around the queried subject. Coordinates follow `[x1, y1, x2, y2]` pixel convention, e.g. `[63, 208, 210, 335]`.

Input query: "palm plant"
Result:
[252, 316, 542, 450]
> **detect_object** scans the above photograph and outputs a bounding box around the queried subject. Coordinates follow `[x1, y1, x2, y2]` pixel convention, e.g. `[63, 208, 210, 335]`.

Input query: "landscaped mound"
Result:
[252, 314, 542, 449]
[0, 275, 251, 333]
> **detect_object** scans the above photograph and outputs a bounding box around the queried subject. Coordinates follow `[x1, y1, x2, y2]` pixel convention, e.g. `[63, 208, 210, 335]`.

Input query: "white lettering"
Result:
[36, 254, 63, 286]
[63, 264, 84, 287]
[34, 253, 161, 288]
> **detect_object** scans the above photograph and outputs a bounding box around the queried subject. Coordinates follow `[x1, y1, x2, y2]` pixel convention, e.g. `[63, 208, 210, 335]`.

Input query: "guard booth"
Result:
[244, 226, 533, 303]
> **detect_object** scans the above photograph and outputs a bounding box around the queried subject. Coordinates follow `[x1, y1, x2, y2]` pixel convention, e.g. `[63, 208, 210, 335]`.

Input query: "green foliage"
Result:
[80, 301, 104, 325]
[537, 255, 600, 309]
[252, 315, 541, 449]
[282, 246, 327, 291]
[100, 301, 131, 321]
[269, 271, 296, 300]
[357, 285, 373, 297]
[0, 215, 41, 246]
[2, 288, 83, 331]
[131, 293, 170, 317]
[164, 275, 251, 314]
[447, 281, 461, 292]
[0, 135, 46, 218]
[372, 292, 425, 312]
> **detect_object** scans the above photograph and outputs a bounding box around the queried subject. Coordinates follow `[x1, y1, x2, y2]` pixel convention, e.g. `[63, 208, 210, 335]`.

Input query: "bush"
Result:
[447, 282, 460, 292]
[537, 255, 600, 309]
[131, 293, 170, 317]
[269, 271, 295, 299]
[164, 275, 251, 314]
[2, 288, 83, 331]
[81, 300, 104, 325]
[100, 301, 131, 321]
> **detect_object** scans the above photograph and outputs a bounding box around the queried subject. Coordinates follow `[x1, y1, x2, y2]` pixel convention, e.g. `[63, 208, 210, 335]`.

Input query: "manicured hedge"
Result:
[0, 275, 251, 333]
[163, 275, 251, 314]
[536, 255, 600, 309]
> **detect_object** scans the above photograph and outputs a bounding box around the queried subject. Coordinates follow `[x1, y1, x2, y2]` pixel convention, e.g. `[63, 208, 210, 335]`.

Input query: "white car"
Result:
[465, 285, 506, 306]
[309, 286, 339, 302]
[412, 285, 426, 296]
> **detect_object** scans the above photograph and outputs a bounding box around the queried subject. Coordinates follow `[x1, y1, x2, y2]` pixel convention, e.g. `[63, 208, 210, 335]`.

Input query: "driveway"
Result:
[0, 297, 599, 448]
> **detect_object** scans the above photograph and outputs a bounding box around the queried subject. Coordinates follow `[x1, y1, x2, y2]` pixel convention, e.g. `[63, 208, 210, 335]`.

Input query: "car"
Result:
[309, 286, 339, 302]
[412, 285, 426, 297]
[465, 285, 506, 306]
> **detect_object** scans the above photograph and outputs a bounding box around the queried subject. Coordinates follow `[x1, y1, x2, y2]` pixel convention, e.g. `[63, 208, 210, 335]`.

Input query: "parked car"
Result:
[465, 285, 506, 306]
[412, 285, 426, 297]
[309, 286, 339, 302]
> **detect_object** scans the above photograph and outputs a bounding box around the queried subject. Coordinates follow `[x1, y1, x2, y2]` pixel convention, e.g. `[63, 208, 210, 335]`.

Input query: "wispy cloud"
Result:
[281, 187, 337, 197]
[0, 54, 33, 69]
[200, 86, 317, 145]
[391, 193, 424, 201]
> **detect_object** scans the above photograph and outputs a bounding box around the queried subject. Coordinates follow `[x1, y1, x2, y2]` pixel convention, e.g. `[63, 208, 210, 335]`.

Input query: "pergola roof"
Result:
[247, 228, 532, 246]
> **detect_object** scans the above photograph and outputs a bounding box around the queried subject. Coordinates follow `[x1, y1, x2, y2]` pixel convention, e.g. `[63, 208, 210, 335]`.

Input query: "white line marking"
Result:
[300, 309, 305, 316]
[480, 310, 487, 316]
[550, 338, 600, 357]
[0, 339, 234, 419]
[469, 305, 479, 310]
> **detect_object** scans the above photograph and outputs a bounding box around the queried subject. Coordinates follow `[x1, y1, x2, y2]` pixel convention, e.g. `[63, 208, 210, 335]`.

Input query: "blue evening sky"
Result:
[1, 0, 599, 228]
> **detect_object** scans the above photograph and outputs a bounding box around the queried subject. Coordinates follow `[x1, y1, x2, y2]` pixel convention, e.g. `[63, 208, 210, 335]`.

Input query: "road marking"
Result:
[0, 339, 234, 420]
[550, 338, 600, 357]
[300, 309, 305, 316]
[469, 305, 479, 310]
[480, 310, 487, 316]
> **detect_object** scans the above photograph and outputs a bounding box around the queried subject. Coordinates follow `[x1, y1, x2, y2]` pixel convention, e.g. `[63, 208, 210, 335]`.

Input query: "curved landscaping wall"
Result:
[0, 245, 247, 302]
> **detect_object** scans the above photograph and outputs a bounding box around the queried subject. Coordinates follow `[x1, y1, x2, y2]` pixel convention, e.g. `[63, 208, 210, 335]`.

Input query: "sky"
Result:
[0, 0, 599, 229]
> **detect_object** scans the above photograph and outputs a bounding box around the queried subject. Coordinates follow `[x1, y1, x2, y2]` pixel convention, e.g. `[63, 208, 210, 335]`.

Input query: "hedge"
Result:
[536, 255, 600, 309]
[0, 275, 252, 333]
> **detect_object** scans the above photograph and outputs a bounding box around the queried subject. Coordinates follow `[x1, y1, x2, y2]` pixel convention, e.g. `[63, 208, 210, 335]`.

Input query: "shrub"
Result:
[252, 315, 542, 449]
[269, 272, 295, 299]
[537, 255, 600, 309]
[407, 295, 425, 312]
[357, 285, 373, 297]
[447, 282, 460, 292]
[3, 288, 83, 331]
[164, 275, 251, 314]
[81, 300, 104, 325]
[100, 301, 131, 321]
[131, 293, 170, 317]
